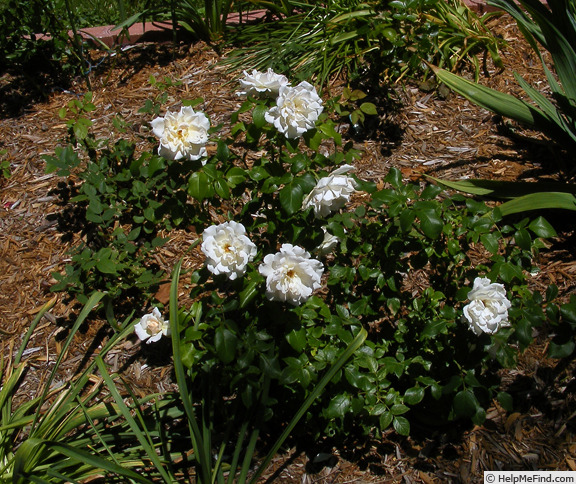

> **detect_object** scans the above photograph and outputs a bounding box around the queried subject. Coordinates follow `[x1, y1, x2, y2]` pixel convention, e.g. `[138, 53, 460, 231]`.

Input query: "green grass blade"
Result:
[31, 292, 106, 431]
[432, 67, 547, 127]
[96, 358, 175, 482]
[497, 192, 576, 216]
[425, 175, 576, 198]
[14, 297, 57, 367]
[247, 326, 368, 484]
[170, 259, 213, 484]
[14, 438, 154, 484]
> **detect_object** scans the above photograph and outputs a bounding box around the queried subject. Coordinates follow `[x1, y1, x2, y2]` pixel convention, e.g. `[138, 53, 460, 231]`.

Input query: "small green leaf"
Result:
[287, 329, 307, 353]
[548, 339, 575, 359]
[393, 416, 410, 436]
[279, 181, 303, 215]
[215, 326, 238, 364]
[216, 140, 230, 162]
[239, 277, 261, 308]
[528, 216, 557, 238]
[96, 257, 119, 275]
[497, 391, 513, 412]
[325, 394, 351, 419]
[452, 389, 479, 419]
[188, 171, 211, 201]
[480, 233, 500, 254]
[416, 208, 443, 239]
[404, 386, 425, 405]
[252, 104, 268, 128]
[360, 102, 377, 115]
[250, 166, 270, 181]
[390, 404, 409, 415]
[214, 177, 231, 199]
[514, 228, 532, 250]
[379, 411, 393, 430]
[226, 166, 247, 186]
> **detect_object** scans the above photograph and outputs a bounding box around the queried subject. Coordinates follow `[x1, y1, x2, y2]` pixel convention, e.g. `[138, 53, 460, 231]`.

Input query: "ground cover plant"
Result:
[34, 63, 576, 480]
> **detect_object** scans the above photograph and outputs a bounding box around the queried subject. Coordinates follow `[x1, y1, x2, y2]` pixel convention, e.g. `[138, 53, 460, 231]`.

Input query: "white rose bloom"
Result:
[237, 68, 290, 98]
[463, 277, 512, 335]
[264, 81, 323, 138]
[134, 308, 169, 344]
[259, 244, 324, 306]
[303, 164, 358, 218]
[150, 106, 210, 162]
[201, 221, 257, 280]
[316, 227, 340, 255]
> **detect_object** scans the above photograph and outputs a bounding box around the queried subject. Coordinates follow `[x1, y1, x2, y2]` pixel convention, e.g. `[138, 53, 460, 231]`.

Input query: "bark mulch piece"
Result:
[1, 13, 575, 482]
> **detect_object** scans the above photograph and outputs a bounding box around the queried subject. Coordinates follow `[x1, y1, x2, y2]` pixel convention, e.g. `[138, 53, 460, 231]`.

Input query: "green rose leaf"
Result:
[452, 389, 479, 419]
[496, 391, 513, 412]
[528, 216, 557, 238]
[360, 102, 377, 115]
[216, 140, 230, 162]
[417, 208, 443, 239]
[561, 300, 576, 324]
[188, 171, 211, 201]
[286, 328, 307, 353]
[325, 394, 351, 419]
[252, 104, 268, 129]
[404, 386, 425, 405]
[215, 326, 238, 364]
[226, 166, 247, 186]
[393, 416, 410, 436]
[514, 228, 532, 251]
[480, 233, 500, 255]
[214, 177, 231, 199]
[250, 166, 270, 181]
[390, 404, 409, 415]
[379, 411, 393, 430]
[548, 338, 575, 359]
[95, 252, 119, 275]
[279, 181, 303, 215]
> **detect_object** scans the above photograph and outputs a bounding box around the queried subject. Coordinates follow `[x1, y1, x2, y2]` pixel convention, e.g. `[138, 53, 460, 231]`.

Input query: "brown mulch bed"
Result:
[1, 12, 575, 483]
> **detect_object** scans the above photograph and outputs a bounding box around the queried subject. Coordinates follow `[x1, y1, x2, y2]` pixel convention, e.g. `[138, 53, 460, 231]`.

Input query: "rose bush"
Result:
[151, 106, 210, 161]
[49, 71, 569, 447]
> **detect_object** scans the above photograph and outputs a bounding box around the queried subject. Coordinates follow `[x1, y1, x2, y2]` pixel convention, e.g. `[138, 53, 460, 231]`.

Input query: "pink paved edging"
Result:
[36, 10, 270, 48]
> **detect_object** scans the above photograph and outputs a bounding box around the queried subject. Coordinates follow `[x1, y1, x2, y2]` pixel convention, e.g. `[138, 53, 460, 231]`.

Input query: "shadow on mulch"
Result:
[0, 49, 73, 119]
[0, 39, 193, 120]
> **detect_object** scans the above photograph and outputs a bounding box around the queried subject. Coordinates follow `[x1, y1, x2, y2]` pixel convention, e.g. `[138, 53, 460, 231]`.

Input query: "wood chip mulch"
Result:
[1, 13, 575, 483]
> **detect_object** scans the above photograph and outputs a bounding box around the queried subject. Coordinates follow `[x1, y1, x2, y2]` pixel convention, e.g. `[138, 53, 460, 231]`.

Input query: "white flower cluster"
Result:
[303, 164, 358, 218]
[463, 277, 511, 335]
[259, 244, 324, 306]
[201, 221, 257, 280]
[237, 69, 323, 139]
[134, 308, 169, 344]
[136, 72, 360, 344]
[150, 106, 210, 162]
[237, 68, 290, 98]
[199, 221, 324, 306]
